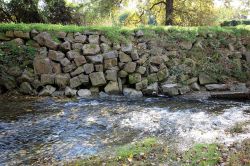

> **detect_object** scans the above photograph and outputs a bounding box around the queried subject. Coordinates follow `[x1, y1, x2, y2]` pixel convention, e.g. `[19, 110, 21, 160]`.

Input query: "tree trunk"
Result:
[165, 0, 173, 25]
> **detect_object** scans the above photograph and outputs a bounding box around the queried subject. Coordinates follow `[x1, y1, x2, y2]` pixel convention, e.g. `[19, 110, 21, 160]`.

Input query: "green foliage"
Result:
[116, 137, 157, 159]
[0, 0, 80, 24]
[221, 20, 250, 26]
[182, 144, 221, 166]
[0, 42, 36, 69]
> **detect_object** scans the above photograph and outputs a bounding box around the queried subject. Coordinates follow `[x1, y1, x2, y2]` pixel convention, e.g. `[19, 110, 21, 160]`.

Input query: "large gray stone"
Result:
[178, 86, 191, 95]
[119, 52, 132, 63]
[83, 44, 101, 55]
[129, 73, 142, 84]
[60, 41, 71, 51]
[123, 88, 143, 98]
[191, 82, 200, 91]
[143, 83, 158, 95]
[13, 30, 30, 39]
[78, 74, 89, 85]
[88, 35, 99, 44]
[123, 62, 136, 73]
[66, 50, 81, 60]
[135, 79, 148, 91]
[157, 69, 169, 81]
[229, 83, 248, 92]
[131, 49, 139, 60]
[65, 86, 77, 97]
[60, 58, 71, 67]
[70, 76, 82, 88]
[77, 89, 92, 97]
[83, 63, 94, 74]
[48, 50, 65, 62]
[74, 35, 87, 43]
[147, 73, 158, 84]
[205, 84, 229, 91]
[89, 72, 106, 86]
[86, 55, 103, 64]
[103, 51, 118, 59]
[95, 64, 104, 72]
[71, 66, 84, 77]
[63, 63, 77, 73]
[104, 58, 117, 69]
[100, 43, 111, 53]
[118, 70, 128, 78]
[179, 41, 193, 50]
[33, 32, 58, 50]
[39, 85, 56, 96]
[33, 56, 53, 75]
[161, 83, 179, 96]
[72, 43, 83, 50]
[121, 43, 133, 54]
[55, 74, 70, 88]
[100, 35, 111, 45]
[136, 66, 146, 75]
[199, 73, 217, 85]
[19, 82, 33, 95]
[105, 70, 117, 81]
[51, 62, 62, 74]
[41, 74, 55, 85]
[104, 81, 120, 94]
[150, 56, 162, 65]
[74, 56, 87, 66]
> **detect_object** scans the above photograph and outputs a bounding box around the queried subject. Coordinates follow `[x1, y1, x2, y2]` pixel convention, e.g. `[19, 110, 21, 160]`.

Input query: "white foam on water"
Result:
[119, 105, 250, 149]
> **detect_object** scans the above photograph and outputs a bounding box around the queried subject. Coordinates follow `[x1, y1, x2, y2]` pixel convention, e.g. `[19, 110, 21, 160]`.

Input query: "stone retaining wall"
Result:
[0, 29, 250, 97]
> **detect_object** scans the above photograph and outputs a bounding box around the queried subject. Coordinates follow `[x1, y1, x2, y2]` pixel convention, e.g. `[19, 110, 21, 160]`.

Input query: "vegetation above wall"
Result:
[0, 23, 250, 43]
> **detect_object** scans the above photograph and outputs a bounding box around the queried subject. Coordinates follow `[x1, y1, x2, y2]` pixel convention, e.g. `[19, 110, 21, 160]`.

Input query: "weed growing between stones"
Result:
[0, 42, 36, 69]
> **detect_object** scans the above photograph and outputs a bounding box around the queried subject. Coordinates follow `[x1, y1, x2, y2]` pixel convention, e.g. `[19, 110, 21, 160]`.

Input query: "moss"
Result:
[182, 143, 221, 166]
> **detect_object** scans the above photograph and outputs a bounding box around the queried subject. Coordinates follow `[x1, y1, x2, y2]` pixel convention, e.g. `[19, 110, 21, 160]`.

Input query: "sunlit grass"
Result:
[182, 143, 221, 166]
[0, 23, 249, 42]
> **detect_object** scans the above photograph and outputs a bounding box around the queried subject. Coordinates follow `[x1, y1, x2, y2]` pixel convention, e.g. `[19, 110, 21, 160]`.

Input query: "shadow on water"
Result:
[0, 96, 249, 165]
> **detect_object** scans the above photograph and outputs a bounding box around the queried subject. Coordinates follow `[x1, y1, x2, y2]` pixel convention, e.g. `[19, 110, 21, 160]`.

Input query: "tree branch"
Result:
[149, 1, 166, 10]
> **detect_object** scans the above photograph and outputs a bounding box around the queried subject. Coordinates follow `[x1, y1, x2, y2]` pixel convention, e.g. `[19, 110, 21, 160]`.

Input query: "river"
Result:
[0, 95, 249, 165]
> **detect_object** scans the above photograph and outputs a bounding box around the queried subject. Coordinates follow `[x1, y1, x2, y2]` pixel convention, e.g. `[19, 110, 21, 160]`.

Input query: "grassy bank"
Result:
[0, 23, 250, 42]
[67, 137, 250, 166]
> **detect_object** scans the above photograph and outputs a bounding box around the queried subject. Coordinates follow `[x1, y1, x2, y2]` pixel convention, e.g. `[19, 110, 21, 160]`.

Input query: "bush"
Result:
[221, 20, 250, 26]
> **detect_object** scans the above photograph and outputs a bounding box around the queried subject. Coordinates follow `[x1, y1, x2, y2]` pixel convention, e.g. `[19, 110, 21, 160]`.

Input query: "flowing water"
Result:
[0, 96, 250, 165]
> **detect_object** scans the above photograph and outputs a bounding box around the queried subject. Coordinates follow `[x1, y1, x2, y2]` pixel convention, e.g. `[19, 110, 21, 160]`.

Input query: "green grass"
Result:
[68, 137, 165, 165]
[116, 137, 157, 159]
[182, 143, 221, 166]
[0, 23, 250, 42]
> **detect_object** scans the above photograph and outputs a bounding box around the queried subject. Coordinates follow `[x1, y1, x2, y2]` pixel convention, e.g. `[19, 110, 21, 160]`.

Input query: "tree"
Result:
[0, 0, 43, 23]
[44, 0, 74, 24]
